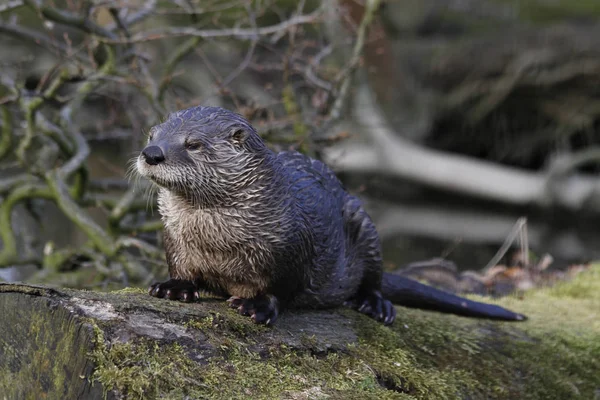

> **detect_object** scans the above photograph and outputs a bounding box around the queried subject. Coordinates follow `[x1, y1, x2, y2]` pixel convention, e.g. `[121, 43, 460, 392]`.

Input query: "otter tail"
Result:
[381, 273, 527, 321]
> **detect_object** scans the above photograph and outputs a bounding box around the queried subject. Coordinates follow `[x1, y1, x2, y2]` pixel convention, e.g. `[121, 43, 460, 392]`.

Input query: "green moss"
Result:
[0, 291, 98, 399]
[114, 287, 148, 295]
[91, 319, 397, 399]
[186, 311, 270, 338]
[90, 306, 477, 399]
[91, 326, 175, 399]
[88, 266, 600, 399]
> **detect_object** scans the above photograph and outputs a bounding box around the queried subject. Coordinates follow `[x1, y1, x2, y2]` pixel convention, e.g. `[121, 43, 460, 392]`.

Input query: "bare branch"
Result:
[24, 0, 118, 39]
[45, 170, 117, 258]
[0, 0, 24, 13]
[483, 218, 528, 273]
[305, 44, 334, 91]
[0, 0, 390, 282]
[104, 0, 157, 30]
[0, 21, 71, 56]
[102, 9, 323, 43]
[317, 0, 382, 137]
[0, 106, 12, 161]
[0, 183, 52, 266]
[220, 1, 259, 89]
[158, 36, 203, 102]
[324, 83, 600, 212]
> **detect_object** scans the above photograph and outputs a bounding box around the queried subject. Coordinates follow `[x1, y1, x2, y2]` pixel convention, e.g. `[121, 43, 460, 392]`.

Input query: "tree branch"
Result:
[316, 0, 382, 138]
[102, 9, 322, 43]
[25, 0, 118, 40]
[0, 0, 24, 13]
[0, 106, 12, 161]
[0, 183, 53, 266]
[324, 84, 600, 212]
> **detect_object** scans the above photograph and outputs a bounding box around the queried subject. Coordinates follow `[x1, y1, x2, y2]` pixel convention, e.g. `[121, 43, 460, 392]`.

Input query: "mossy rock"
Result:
[1, 266, 599, 399]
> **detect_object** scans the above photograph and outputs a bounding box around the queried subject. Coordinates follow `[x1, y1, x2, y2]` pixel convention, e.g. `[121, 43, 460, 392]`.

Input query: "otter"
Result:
[136, 106, 526, 325]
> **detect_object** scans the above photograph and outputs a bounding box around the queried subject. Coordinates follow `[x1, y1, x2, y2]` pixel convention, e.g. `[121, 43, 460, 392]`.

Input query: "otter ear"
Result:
[230, 128, 248, 145]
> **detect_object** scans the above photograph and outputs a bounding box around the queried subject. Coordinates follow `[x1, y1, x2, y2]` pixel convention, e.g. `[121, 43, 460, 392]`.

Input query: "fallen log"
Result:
[1, 267, 599, 399]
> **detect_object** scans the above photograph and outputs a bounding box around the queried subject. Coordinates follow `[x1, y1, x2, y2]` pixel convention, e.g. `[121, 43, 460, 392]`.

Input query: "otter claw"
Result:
[226, 295, 279, 325]
[383, 301, 396, 325]
[148, 279, 199, 303]
[358, 302, 371, 313]
[346, 291, 396, 326]
[227, 296, 244, 308]
[182, 292, 193, 303]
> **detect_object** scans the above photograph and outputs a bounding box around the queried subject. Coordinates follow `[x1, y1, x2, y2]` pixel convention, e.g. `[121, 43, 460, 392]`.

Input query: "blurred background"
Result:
[1, 0, 599, 294]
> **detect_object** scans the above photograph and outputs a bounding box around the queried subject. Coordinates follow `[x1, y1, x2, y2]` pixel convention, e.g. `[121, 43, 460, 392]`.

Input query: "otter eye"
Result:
[231, 129, 247, 144]
[185, 141, 202, 151]
[147, 128, 156, 142]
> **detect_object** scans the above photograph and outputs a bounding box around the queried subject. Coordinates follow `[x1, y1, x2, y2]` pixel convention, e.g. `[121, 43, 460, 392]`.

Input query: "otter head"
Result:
[137, 106, 270, 206]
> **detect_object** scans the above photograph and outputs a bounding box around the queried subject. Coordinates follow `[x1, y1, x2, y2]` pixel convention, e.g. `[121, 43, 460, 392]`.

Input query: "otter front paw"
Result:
[148, 279, 200, 303]
[227, 295, 279, 325]
[345, 290, 396, 325]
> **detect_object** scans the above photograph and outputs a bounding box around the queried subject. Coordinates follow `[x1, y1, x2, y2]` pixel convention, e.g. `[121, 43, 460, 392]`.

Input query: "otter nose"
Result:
[142, 146, 165, 165]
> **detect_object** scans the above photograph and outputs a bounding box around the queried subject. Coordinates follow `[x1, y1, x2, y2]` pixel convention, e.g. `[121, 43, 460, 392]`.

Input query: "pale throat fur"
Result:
[157, 179, 300, 299]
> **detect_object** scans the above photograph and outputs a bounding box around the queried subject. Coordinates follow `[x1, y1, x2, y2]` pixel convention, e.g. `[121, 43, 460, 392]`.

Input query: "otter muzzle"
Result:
[142, 145, 165, 165]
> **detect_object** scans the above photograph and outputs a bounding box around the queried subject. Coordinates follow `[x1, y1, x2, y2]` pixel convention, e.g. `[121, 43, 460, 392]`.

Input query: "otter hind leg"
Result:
[345, 291, 396, 325]
[227, 295, 279, 325]
[343, 195, 397, 325]
[149, 279, 200, 303]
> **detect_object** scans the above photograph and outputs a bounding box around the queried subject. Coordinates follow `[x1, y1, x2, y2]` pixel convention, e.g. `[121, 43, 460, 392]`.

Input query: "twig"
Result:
[0, 183, 52, 265]
[45, 170, 117, 257]
[39, 45, 118, 258]
[104, 0, 157, 30]
[195, 46, 241, 109]
[109, 186, 141, 233]
[546, 147, 600, 180]
[158, 36, 203, 102]
[0, 175, 35, 194]
[223, 39, 258, 88]
[36, 113, 75, 156]
[59, 115, 90, 179]
[14, 69, 71, 167]
[0, 106, 12, 161]
[482, 217, 528, 274]
[117, 237, 164, 260]
[304, 44, 334, 91]
[0, 0, 24, 13]
[0, 22, 87, 63]
[220, 1, 259, 89]
[102, 9, 323, 43]
[88, 179, 131, 191]
[108, 6, 163, 116]
[108, 7, 131, 37]
[59, 46, 115, 178]
[317, 0, 382, 138]
[519, 218, 529, 269]
[25, 0, 118, 40]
